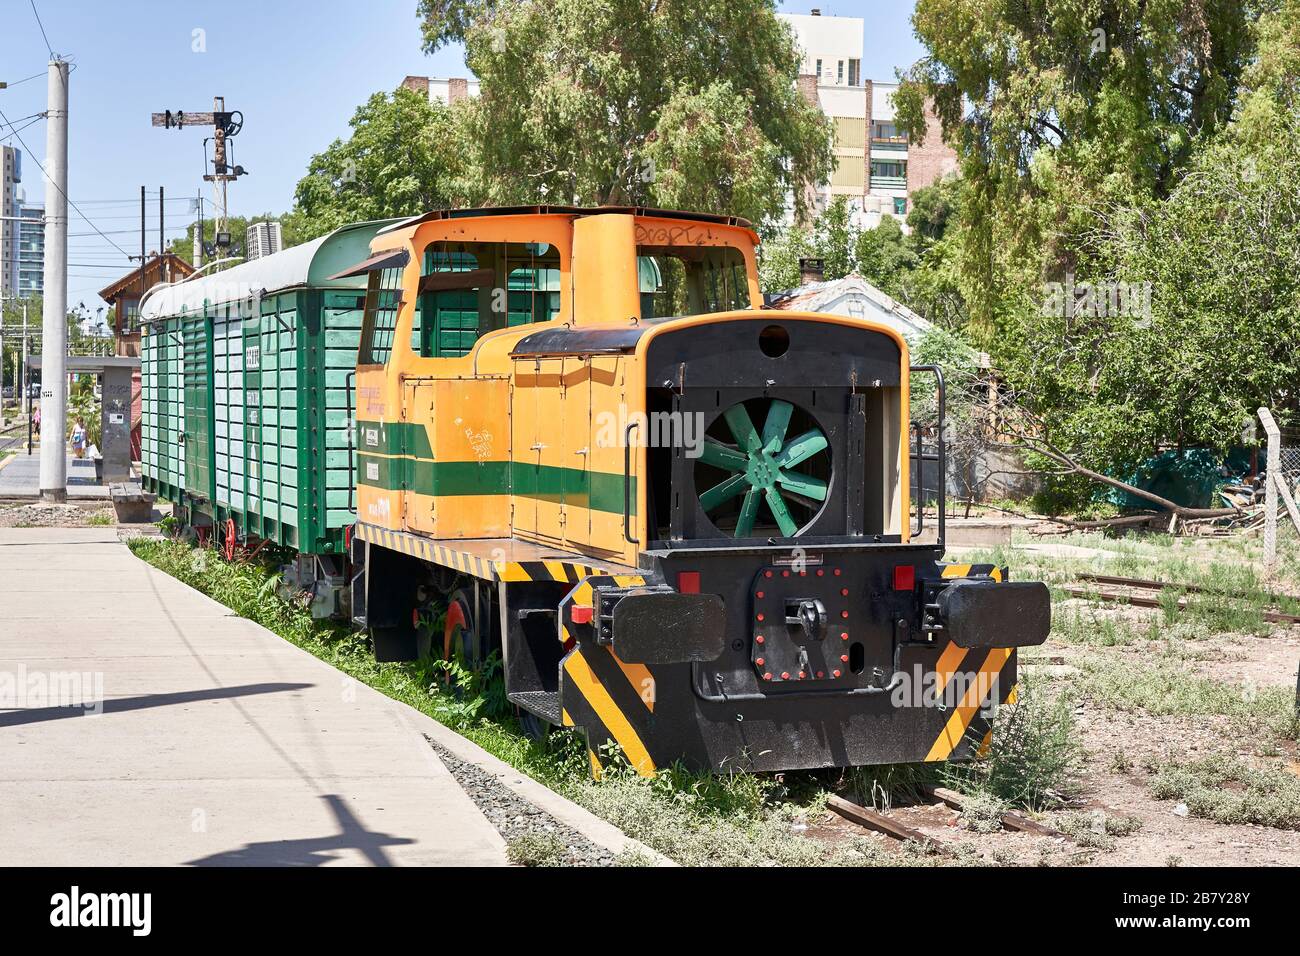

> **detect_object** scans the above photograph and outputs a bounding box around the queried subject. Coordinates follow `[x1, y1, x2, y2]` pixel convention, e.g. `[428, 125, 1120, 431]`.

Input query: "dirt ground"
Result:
[799, 532, 1300, 867]
[0, 500, 116, 528]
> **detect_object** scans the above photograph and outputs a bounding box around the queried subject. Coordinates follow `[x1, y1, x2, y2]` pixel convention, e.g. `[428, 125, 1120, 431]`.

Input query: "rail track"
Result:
[826, 787, 1074, 855]
[1062, 573, 1300, 625]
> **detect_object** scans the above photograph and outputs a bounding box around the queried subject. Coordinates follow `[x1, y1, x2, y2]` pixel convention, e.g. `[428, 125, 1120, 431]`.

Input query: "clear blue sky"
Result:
[0, 0, 922, 311]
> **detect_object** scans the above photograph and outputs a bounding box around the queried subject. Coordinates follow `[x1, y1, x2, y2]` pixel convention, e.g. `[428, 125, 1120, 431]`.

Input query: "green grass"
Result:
[1149, 757, 1300, 830]
[86, 512, 113, 526]
[128, 536, 956, 867]
[1075, 656, 1300, 740]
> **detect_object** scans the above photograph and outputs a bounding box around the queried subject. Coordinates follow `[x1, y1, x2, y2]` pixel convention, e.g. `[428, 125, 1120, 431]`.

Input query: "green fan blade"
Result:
[777, 429, 828, 469]
[760, 400, 793, 452]
[698, 437, 749, 472]
[723, 404, 762, 453]
[778, 470, 827, 501]
[734, 488, 760, 537]
[764, 486, 800, 537]
[699, 473, 748, 512]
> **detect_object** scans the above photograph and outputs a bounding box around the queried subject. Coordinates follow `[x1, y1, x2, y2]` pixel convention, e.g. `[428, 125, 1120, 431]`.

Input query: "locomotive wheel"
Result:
[442, 589, 487, 674]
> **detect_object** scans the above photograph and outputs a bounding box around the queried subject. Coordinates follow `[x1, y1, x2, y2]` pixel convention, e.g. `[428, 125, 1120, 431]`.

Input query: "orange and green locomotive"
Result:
[141, 205, 1049, 776]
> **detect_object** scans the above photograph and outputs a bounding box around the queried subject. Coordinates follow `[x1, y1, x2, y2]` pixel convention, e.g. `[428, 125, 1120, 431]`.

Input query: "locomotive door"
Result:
[511, 357, 565, 544]
[402, 378, 436, 536]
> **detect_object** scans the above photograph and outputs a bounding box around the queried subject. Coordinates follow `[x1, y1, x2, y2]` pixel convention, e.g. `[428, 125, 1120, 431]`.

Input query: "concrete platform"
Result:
[0, 451, 109, 499]
[0, 527, 507, 866]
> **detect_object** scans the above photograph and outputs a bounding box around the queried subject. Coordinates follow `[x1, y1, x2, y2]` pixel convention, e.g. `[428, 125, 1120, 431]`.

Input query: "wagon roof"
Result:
[139, 218, 402, 322]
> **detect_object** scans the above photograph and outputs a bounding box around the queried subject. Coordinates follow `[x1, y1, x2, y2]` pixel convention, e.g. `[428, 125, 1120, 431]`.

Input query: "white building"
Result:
[779, 10, 959, 229]
[767, 273, 935, 345]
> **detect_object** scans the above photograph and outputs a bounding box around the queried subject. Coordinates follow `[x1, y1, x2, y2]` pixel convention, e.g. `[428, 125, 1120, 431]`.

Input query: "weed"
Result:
[958, 790, 1009, 833]
[1149, 757, 1300, 830]
[1052, 810, 1143, 850]
[506, 833, 567, 866]
[942, 675, 1084, 811]
[87, 511, 113, 526]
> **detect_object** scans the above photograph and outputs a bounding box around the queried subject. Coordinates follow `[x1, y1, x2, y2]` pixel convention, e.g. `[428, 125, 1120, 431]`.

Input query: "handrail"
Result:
[909, 364, 946, 550]
[624, 421, 640, 544]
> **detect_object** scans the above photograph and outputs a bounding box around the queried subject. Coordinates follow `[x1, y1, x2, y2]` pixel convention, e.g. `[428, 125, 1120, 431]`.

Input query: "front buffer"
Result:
[557, 547, 1050, 777]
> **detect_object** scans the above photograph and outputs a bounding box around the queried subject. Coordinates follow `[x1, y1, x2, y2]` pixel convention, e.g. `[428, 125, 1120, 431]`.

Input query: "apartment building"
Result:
[1, 145, 21, 297]
[17, 197, 44, 296]
[781, 10, 959, 227]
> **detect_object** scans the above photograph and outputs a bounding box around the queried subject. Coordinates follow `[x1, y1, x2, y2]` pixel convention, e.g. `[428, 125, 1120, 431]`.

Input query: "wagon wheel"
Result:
[695, 398, 830, 538]
[222, 518, 238, 562]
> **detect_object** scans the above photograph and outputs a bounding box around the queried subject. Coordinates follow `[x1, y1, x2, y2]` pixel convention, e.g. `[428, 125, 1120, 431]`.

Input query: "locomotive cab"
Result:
[339, 206, 1049, 776]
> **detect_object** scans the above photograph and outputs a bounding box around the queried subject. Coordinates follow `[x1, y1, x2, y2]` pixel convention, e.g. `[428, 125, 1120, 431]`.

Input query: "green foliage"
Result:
[756, 222, 813, 293]
[291, 88, 458, 240]
[943, 676, 1083, 811]
[894, 0, 1257, 333]
[166, 213, 310, 262]
[854, 216, 918, 298]
[431, 0, 832, 225]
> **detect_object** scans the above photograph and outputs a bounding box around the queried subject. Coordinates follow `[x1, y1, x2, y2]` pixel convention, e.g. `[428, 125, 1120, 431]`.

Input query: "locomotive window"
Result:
[412, 241, 561, 358]
[637, 245, 750, 319]
[359, 266, 404, 365]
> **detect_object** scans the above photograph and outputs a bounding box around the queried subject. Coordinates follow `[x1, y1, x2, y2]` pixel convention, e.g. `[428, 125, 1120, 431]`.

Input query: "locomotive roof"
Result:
[376, 205, 756, 236]
[138, 218, 401, 322]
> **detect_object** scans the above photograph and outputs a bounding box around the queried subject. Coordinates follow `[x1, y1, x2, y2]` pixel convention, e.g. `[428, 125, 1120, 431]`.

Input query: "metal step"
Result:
[508, 691, 562, 724]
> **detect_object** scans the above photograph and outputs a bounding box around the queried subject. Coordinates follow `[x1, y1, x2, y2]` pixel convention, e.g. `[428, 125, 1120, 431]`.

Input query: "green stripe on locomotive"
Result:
[139, 220, 399, 555]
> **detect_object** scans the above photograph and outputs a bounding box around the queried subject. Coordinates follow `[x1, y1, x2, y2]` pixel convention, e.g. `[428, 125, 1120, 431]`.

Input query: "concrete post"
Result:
[1260, 407, 1280, 570]
[38, 58, 69, 501]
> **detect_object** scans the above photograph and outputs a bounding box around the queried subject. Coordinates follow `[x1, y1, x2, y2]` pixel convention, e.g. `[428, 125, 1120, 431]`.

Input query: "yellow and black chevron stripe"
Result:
[922, 641, 1018, 763]
[941, 562, 1004, 582]
[924, 563, 1015, 760]
[354, 521, 620, 584]
[561, 645, 659, 778]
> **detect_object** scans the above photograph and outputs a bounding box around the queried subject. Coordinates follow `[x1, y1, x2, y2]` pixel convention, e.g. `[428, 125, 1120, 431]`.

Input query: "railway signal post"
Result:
[150, 97, 245, 253]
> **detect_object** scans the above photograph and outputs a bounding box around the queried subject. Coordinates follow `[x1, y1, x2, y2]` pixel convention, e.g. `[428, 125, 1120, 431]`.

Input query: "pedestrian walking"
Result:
[71, 417, 87, 459]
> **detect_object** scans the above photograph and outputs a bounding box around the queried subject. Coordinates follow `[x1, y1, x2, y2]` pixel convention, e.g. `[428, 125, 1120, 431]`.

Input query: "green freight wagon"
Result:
[139, 219, 397, 615]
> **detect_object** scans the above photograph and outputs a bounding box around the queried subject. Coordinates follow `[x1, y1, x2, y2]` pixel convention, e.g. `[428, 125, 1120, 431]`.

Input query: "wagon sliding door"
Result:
[181, 310, 212, 500]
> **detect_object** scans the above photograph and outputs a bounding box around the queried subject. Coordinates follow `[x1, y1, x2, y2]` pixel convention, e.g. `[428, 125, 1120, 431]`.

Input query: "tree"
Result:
[854, 217, 917, 298]
[422, 0, 833, 226]
[893, 0, 1262, 334]
[291, 88, 461, 239]
[811, 197, 857, 281]
[167, 213, 309, 262]
[757, 224, 813, 294]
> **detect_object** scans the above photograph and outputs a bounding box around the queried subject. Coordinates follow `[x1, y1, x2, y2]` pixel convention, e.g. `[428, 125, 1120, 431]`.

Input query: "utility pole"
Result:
[151, 98, 246, 255]
[193, 191, 204, 267]
[39, 57, 69, 501]
[139, 185, 146, 266]
[159, 185, 166, 280]
[20, 300, 28, 417]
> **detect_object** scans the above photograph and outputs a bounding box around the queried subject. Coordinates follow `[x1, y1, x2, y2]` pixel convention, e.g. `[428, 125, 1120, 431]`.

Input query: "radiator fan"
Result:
[696, 398, 830, 538]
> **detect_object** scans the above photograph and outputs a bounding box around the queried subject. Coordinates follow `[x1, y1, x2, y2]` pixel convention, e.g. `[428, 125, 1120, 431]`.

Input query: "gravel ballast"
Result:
[427, 737, 618, 866]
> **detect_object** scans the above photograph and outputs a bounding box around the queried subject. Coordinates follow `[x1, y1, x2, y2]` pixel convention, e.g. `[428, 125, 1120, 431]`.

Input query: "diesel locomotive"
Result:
[140, 206, 1050, 777]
